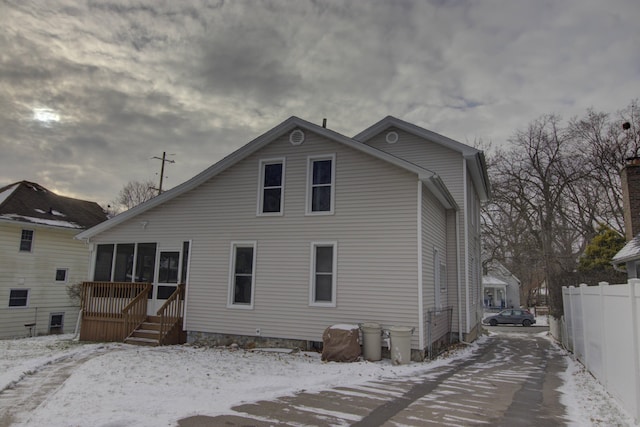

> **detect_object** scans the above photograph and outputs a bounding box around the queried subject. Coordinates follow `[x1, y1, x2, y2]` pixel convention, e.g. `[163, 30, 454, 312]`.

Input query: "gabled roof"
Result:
[354, 116, 492, 201]
[612, 234, 640, 264]
[77, 116, 459, 240]
[482, 275, 508, 287]
[0, 181, 108, 230]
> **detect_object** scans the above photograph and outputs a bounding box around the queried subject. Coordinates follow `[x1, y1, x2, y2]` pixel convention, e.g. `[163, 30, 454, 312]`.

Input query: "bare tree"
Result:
[109, 180, 157, 214]
[484, 101, 640, 316]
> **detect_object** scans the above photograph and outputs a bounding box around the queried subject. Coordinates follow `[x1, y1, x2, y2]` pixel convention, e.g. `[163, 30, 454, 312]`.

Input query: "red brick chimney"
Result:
[621, 157, 640, 241]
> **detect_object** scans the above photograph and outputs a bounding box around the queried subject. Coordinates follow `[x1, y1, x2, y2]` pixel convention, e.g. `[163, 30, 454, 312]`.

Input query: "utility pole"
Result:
[151, 152, 175, 194]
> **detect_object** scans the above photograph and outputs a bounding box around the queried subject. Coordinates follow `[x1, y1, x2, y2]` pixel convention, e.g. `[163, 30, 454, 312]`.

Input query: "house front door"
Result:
[148, 250, 180, 315]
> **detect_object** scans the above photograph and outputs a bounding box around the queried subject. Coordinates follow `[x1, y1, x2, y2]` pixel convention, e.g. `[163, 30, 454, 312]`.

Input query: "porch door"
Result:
[149, 250, 180, 315]
[145, 241, 190, 316]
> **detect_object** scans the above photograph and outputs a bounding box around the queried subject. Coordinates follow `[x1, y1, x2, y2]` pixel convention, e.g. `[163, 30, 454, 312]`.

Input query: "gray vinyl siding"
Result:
[421, 184, 447, 346]
[467, 172, 484, 329]
[90, 131, 423, 347]
[445, 210, 460, 332]
[0, 223, 86, 338]
[364, 128, 475, 334]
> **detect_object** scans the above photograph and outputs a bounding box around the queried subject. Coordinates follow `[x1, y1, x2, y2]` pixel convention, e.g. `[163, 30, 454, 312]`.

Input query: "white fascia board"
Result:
[420, 174, 458, 211]
[354, 116, 478, 156]
[464, 152, 492, 201]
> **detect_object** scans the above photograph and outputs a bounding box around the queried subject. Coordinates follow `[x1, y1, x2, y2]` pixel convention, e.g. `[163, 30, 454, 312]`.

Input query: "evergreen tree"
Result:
[578, 224, 626, 275]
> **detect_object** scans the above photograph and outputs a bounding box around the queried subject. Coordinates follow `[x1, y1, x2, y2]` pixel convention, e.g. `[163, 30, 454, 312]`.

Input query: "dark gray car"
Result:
[483, 309, 536, 327]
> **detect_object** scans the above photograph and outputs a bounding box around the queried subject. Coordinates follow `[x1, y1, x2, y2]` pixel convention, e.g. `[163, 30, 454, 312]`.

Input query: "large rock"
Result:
[321, 324, 361, 362]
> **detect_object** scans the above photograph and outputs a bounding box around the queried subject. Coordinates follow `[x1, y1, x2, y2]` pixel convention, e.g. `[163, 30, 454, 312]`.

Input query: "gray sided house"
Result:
[482, 259, 521, 310]
[76, 116, 491, 360]
[0, 181, 108, 338]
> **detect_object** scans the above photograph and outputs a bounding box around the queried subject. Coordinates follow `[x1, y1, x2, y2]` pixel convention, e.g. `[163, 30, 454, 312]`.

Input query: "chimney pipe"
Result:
[621, 157, 640, 240]
[322, 118, 327, 128]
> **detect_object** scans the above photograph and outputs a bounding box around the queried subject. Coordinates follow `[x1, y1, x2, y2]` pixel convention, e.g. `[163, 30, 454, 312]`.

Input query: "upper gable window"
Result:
[258, 158, 285, 215]
[20, 229, 34, 252]
[307, 154, 335, 215]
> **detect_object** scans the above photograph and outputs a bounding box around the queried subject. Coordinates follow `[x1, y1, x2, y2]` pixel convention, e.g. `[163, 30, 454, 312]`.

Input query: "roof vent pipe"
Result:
[322, 118, 327, 128]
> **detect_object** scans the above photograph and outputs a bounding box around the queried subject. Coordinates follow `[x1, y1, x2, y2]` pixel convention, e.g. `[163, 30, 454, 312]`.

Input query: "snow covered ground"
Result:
[0, 326, 635, 427]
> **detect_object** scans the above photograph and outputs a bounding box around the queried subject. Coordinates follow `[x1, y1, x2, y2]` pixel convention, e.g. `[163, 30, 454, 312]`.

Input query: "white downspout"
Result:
[463, 158, 470, 334]
[456, 210, 463, 342]
[417, 180, 424, 351]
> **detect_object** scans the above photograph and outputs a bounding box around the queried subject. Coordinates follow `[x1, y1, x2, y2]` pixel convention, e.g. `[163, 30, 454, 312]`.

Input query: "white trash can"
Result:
[389, 326, 413, 365]
[360, 322, 382, 361]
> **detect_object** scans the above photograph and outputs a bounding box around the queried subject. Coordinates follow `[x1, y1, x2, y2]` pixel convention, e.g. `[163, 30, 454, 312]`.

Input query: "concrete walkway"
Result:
[179, 329, 568, 426]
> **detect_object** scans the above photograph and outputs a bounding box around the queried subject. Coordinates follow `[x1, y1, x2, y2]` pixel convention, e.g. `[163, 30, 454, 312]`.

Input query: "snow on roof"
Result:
[482, 275, 508, 286]
[612, 234, 640, 264]
[0, 213, 82, 229]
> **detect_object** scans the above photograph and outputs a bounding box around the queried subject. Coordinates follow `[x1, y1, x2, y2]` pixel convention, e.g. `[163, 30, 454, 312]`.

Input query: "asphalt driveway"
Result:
[179, 326, 569, 426]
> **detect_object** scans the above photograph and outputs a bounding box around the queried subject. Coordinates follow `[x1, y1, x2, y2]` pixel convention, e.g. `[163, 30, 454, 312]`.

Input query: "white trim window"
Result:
[257, 158, 285, 215]
[20, 229, 34, 252]
[310, 242, 337, 306]
[55, 268, 68, 282]
[9, 289, 29, 308]
[306, 154, 335, 215]
[228, 242, 257, 309]
[434, 248, 447, 310]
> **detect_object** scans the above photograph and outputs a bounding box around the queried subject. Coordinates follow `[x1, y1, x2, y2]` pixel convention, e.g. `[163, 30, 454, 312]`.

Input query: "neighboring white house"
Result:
[0, 181, 108, 339]
[482, 259, 521, 309]
[76, 116, 491, 360]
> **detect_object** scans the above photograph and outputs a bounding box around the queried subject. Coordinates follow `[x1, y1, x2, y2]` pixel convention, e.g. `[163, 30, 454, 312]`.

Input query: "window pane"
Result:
[49, 313, 64, 334]
[312, 186, 331, 212]
[312, 160, 332, 185]
[316, 246, 333, 273]
[94, 244, 114, 281]
[264, 163, 282, 187]
[20, 232, 32, 251]
[20, 230, 33, 252]
[263, 188, 282, 213]
[135, 243, 157, 283]
[113, 244, 135, 282]
[235, 247, 254, 274]
[234, 275, 252, 304]
[9, 289, 29, 307]
[157, 285, 177, 300]
[315, 275, 332, 302]
[181, 241, 190, 284]
[55, 269, 67, 281]
[159, 251, 180, 283]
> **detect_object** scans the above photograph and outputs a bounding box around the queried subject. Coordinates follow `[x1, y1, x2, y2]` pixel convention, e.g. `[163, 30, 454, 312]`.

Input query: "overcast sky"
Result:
[2, 0, 639, 206]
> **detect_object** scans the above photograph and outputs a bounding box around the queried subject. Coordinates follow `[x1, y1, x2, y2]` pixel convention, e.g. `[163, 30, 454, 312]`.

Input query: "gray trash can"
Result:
[360, 322, 382, 361]
[389, 326, 413, 365]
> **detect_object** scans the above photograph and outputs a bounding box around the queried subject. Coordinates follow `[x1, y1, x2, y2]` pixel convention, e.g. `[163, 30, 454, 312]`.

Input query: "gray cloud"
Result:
[1, 0, 639, 205]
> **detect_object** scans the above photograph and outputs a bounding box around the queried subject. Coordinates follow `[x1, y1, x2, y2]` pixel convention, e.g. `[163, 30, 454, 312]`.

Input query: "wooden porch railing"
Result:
[157, 284, 185, 345]
[80, 281, 151, 342]
[122, 283, 154, 340]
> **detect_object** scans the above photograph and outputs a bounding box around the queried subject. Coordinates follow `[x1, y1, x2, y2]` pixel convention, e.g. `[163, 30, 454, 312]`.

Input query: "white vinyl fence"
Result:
[562, 280, 640, 423]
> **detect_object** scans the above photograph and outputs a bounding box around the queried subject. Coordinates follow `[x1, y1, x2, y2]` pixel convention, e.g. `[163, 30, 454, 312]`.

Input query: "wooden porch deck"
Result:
[79, 281, 186, 345]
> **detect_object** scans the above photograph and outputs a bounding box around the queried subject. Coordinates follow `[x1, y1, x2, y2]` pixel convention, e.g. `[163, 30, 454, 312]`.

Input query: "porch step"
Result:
[124, 316, 162, 346]
[124, 314, 185, 347]
[125, 336, 160, 346]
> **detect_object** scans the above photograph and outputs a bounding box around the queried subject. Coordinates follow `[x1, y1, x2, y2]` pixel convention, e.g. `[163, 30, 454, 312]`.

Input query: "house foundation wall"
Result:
[188, 330, 427, 362]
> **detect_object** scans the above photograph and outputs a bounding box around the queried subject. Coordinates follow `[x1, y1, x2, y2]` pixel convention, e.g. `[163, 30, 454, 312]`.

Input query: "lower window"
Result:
[9, 289, 29, 307]
[310, 242, 337, 306]
[228, 242, 256, 308]
[49, 313, 64, 334]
